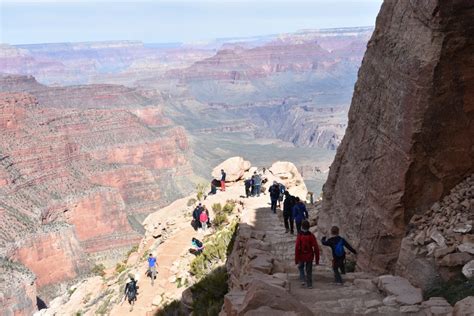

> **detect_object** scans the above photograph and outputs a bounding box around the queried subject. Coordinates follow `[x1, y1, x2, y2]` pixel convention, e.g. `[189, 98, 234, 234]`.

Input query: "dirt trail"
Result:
[111, 182, 272, 315]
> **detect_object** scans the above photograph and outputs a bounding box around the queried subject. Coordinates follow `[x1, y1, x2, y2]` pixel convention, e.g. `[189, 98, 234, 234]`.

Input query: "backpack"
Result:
[300, 234, 313, 255]
[334, 238, 345, 257]
[279, 184, 286, 194]
[126, 280, 137, 300]
[195, 239, 203, 248]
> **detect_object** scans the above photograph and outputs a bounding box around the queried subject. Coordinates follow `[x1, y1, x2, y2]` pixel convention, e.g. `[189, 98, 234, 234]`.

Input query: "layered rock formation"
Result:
[320, 0, 474, 273]
[0, 76, 193, 303]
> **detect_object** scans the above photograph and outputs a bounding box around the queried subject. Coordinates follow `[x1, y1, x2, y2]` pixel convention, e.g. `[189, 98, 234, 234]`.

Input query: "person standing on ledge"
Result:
[295, 220, 319, 289]
[253, 171, 262, 197]
[220, 169, 226, 192]
[292, 197, 308, 233]
[321, 226, 357, 285]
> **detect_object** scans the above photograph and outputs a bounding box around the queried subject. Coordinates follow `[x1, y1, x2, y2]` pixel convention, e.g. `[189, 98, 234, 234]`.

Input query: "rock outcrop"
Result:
[0, 77, 194, 302]
[212, 157, 251, 182]
[0, 258, 37, 316]
[320, 0, 474, 273]
[396, 175, 473, 289]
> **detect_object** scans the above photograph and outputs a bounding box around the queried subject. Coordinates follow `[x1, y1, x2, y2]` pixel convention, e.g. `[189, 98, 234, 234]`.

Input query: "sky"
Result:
[0, 0, 383, 45]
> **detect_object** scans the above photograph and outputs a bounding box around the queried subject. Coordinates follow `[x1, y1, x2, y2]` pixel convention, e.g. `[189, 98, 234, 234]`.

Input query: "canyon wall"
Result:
[320, 0, 473, 274]
[0, 77, 194, 302]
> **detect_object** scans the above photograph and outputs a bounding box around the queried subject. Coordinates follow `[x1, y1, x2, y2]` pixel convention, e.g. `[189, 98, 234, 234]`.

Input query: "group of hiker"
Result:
[244, 171, 264, 197]
[191, 203, 211, 231]
[268, 188, 357, 288]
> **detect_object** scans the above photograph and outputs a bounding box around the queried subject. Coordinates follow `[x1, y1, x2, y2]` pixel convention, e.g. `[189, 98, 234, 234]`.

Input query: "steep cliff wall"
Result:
[320, 0, 473, 273]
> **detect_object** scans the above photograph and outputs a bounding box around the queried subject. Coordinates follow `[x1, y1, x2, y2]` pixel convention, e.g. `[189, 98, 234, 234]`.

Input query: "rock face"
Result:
[0, 259, 37, 316]
[0, 77, 193, 301]
[320, 0, 474, 274]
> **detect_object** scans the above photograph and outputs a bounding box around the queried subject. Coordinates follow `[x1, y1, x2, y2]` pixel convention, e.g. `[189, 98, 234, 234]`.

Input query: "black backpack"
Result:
[126, 280, 137, 300]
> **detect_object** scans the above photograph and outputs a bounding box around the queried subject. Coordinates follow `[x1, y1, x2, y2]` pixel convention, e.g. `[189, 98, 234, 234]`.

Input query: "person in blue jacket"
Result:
[292, 197, 308, 233]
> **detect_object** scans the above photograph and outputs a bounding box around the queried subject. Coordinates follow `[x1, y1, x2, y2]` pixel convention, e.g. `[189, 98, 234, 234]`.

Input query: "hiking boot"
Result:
[307, 285, 313, 289]
[285, 229, 289, 233]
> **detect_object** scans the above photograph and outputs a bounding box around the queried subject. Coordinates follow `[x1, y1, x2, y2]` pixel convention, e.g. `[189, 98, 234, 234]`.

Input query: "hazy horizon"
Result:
[1, 0, 382, 45]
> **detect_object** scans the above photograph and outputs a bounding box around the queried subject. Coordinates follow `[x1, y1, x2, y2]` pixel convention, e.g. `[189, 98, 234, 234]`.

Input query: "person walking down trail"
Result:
[147, 254, 157, 286]
[322, 226, 357, 285]
[283, 191, 296, 234]
[253, 172, 262, 197]
[220, 169, 226, 192]
[200, 207, 209, 232]
[295, 220, 320, 289]
[277, 183, 286, 208]
[244, 178, 253, 198]
[192, 203, 203, 231]
[292, 197, 308, 233]
[268, 181, 280, 213]
[124, 274, 138, 312]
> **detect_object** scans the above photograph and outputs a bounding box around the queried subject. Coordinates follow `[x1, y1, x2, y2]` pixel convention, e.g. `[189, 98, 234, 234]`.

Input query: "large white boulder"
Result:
[462, 260, 474, 279]
[269, 161, 307, 199]
[212, 157, 251, 182]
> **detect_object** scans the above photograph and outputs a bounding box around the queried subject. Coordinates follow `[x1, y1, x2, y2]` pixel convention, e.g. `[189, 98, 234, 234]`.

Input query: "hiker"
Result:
[277, 182, 286, 208]
[268, 181, 280, 213]
[292, 197, 308, 233]
[283, 191, 296, 234]
[204, 205, 211, 227]
[220, 169, 226, 192]
[189, 237, 204, 255]
[200, 206, 209, 232]
[252, 172, 262, 197]
[124, 274, 138, 311]
[295, 220, 319, 289]
[147, 253, 157, 286]
[209, 179, 218, 195]
[244, 178, 253, 198]
[321, 226, 357, 284]
[192, 203, 203, 230]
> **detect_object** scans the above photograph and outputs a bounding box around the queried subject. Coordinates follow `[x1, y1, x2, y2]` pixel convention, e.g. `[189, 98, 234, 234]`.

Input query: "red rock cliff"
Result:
[320, 0, 473, 273]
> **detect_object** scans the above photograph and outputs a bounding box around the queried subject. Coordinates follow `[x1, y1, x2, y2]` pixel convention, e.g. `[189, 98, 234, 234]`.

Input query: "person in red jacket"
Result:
[295, 220, 320, 288]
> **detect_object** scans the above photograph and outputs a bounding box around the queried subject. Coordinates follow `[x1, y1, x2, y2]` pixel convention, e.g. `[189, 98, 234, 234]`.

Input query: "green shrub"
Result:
[189, 219, 238, 279]
[191, 267, 229, 316]
[91, 264, 106, 277]
[115, 263, 126, 274]
[345, 259, 356, 273]
[187, 198, 197, 207]
[211, 203, 222, 213]
[196, 183, 207, 201]
[212, 212, 228, 229]
[155, 300, 185, 316]
[222, 202, 235, 214]
[424, 278, 474, 305]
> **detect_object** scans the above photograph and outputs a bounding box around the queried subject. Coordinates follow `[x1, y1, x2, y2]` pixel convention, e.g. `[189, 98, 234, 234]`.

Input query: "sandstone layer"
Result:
[0, 76, 194, 302]
[320, 0, 474, 273]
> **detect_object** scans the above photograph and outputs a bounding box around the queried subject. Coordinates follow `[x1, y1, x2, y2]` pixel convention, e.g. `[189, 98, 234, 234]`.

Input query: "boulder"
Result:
[269, 161, 307, 198]
[434, 246, 457, 259]
[453, 224, 472, 234]
[238, 279, 313, 316]
[438, 252, 472, 267]
[354, 279, 377, 292]
[453, 296, 474, 316]
[462, 260, 474, 279]
[212, 157, 251, 182]
[377, 275, 423, 305]
[421, 297, 453, 315]
[458, 243, 474, 255]
[430, 230, 447, 247]
[244, 306, 298, 316]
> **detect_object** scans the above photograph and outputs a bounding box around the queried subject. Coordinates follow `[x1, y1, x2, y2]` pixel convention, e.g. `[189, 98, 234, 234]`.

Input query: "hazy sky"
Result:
[1, 0, 383, 45]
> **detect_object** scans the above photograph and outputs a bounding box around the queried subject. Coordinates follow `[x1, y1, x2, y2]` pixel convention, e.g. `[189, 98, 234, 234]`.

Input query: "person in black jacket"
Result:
[268, 181, 280, 213]
[321, 226, 357, 284]
[124, 274, 138, 311]
[283, 191, 296, 234]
